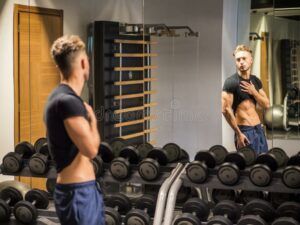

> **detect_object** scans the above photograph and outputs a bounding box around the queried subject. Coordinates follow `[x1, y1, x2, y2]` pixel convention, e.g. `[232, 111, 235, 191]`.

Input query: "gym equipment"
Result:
[277, 201, 300, 221]
[239, 199, 276, 224]
[46, 178, 56, 195]
[2, 141, 35, 173]
[13, 189, 49, 224]
[282, 152, 300, 188]
[110, 146, 140, 179]
[268, 192, 294, 208]
[162, 143, 182, 163]
[176, 186, 191, 204]
[0, 187, 23, 221]
[239, 146, 257, 166]
[138, 147, 178, 181]
[208, 145, 228, 165]
[211, 189, 237, 203]
[33, 138, 47, 152]
[186, 150, 217, 183]
[272, 217, 300, 225]
[105, 193, 132, 225]
[124, 194, 155, 225]
[207, 200, 241, 225]
[92, 155, 104, 177]
[109, 138, 128, 158]
[28, 140, 51, 174]
[239, 190, 264, 204]
[0, 181, 31, 198]
[268, 147, 288, 168]
[217, 152, 247, 185]
[173, 198, 210, 225]
[264, 105, 288, 130]
[100, 141, 115, 163]
[288, 86, 299, 100]
[179, 149, 190, 162]
[137, 143, 153, 159]
[238, 215, 268, 225]
[250, 148, 287, 187]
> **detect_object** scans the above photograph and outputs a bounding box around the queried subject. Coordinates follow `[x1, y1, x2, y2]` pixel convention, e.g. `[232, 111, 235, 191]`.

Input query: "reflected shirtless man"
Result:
[222, 45, 270, 154]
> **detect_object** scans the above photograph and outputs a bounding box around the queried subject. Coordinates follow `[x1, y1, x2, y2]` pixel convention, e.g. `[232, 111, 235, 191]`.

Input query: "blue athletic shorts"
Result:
[235, 124, 268, 154]
[54, 180, 105, 225]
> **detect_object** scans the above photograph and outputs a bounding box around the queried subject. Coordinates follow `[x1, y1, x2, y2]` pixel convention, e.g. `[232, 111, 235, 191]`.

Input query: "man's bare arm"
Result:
[64, 104, 100, 159]
[222, 91, 242, 135]
[240, 81, 270, 109]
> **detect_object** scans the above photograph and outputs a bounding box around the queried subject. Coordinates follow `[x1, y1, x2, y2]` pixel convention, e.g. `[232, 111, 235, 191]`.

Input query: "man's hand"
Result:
[240, 81, 258, 96]
[236, 133, 250, 149]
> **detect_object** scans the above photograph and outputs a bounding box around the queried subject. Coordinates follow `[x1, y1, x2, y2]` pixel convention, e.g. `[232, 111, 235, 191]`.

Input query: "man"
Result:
[222, 45, 270, 154]
[44, 35, 104, 225]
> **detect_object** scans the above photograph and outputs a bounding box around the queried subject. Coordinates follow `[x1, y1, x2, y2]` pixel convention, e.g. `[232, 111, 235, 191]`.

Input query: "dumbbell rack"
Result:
[0, 162, 59, 224]
[87, 21, 158, 146]
[2, 161, 300, 225]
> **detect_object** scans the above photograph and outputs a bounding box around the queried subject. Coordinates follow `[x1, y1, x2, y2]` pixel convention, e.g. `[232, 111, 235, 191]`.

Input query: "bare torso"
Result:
[235, 99, 261, 126]
[57, 153, 95, 184]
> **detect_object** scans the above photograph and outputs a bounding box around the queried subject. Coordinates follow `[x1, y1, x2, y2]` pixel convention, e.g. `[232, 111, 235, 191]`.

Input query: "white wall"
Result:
[143, 0, 223, 159]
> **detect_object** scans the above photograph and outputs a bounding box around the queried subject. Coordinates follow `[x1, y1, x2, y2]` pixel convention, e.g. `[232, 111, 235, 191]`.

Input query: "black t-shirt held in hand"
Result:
[222, 73, 262, 114]
[44, 84, 88, 173]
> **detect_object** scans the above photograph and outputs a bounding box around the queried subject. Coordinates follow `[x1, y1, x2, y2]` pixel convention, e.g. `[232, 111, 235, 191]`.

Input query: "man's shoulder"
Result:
[225, 73, 238, 81]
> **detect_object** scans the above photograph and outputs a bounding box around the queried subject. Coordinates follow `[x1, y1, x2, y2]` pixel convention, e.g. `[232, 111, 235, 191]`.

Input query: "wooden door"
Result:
[14, 5, 63, 189]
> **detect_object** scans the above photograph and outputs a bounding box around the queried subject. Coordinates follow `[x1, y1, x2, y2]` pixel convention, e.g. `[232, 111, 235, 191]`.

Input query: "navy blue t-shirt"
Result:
[223, 73, 262, 113]
[44, 84, 87, 173]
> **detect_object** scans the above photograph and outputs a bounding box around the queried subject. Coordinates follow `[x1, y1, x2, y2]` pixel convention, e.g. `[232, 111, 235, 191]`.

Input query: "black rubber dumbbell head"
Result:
[13, 189, 49, 224]
[105, 194, 132, 225]
[186, 151, 216, 183]
[110, 146, 139, 179]
[138, 148, 169, 181]
[163, 143, 181, 163]
[137, 143, 153, 159]
[243, 199, 276, 223]
[109, 138, 128, 158]
[2, 141, 35, 173]
[0, 187, 23, 222]
[209, 145, 228, 165]
[217, 152, 246, 185]
[29, 140, 51, 175]
[124, 194, 155, 225]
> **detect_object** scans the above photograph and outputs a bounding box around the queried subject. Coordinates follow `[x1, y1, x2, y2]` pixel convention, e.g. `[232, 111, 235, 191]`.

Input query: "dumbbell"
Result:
[173, 198, 210, 225]
[276, 201, 300, 222]
[109, 137, 128, 158]
[288, 86, 299, 100]
[33, 138, 47, 153]
[124, 194, 155, 225]
[163, 143, 189, 162]
[92, 141, 115, 177]
[282, 152, 300, 188]
[208, 145, 228, 165]
[0, 187, 23, 221]
[217, 147, 256, 185]
[105, 193, 132, 225]
[250, 147, 288, 187]
[13, 189, 49, 224]
[211, 189, 237, 204]
[186, 150, 217, 184]
[237, 199, 276, 225]
[110, 145, 140, 179]
[272, 217, 300, 225]
[207, 200, 241, 225]
[268, 192, 295, 208]
[28, 139, 52, 174]
[137, 142, 154, 159]
[2, 141, 35, 173]
[138, 147, 175, 181]
[238, 190, 265, 204]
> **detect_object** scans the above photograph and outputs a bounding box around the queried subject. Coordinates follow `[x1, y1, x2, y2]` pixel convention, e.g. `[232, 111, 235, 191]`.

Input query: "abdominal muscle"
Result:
[56, 152, 95, 184]
[235, 99, 261, 126]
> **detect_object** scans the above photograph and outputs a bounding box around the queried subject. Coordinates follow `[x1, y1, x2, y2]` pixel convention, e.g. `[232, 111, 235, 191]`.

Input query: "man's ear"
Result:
[81, 57, 86, 70]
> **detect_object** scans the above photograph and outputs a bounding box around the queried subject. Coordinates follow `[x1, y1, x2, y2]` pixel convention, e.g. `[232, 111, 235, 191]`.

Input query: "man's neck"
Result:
[61, 73, 84, 96]
[237, 70, 251, 79]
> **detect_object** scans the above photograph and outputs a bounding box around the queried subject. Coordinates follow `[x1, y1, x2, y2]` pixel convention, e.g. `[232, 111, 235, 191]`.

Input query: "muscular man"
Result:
[222, 45, 270, 154]
[44, 35, 104, 225]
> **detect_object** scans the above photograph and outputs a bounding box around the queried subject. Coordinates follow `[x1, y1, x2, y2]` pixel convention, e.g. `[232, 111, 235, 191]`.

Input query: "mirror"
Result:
[250, 0, 300, 154]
